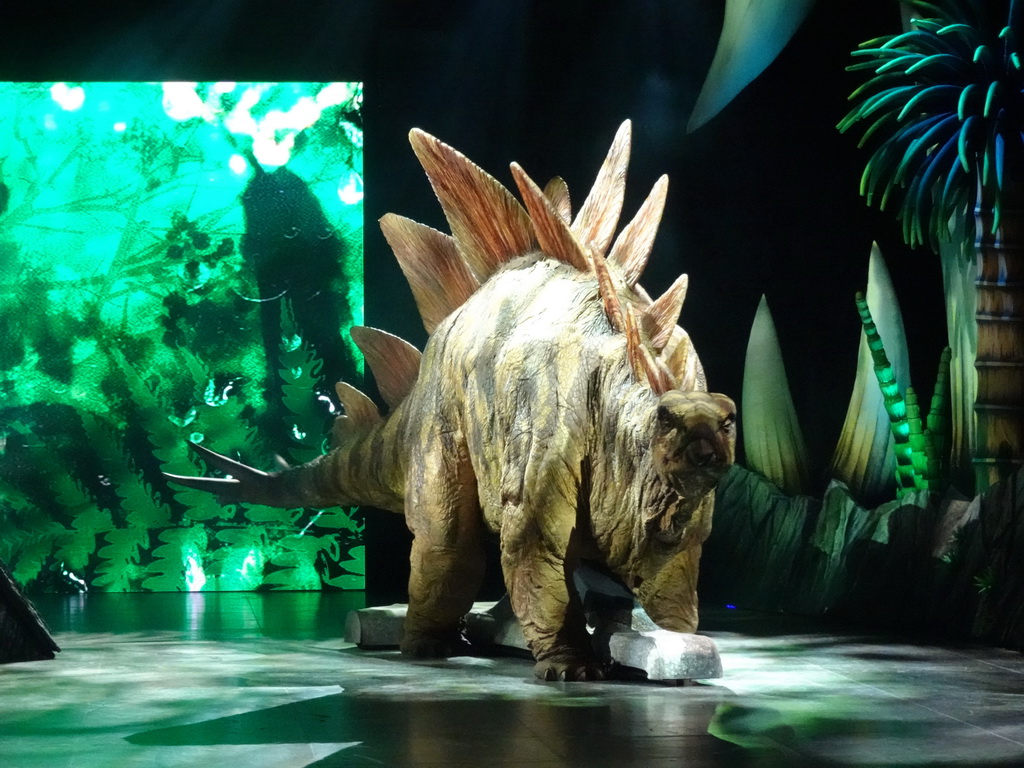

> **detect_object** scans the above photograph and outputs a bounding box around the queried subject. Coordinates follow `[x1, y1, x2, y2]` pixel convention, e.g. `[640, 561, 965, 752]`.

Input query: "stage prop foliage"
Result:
[742, 243, 949, 504]
[720, 238, 1022, 650]
[0, 82, 365, 593]
[705, 463, 1024, 650]
[687, 0, 817, 133]
[839, 0, 1024, 493]
[704, 0, 1024, 650]
[170, 121, 738, 682]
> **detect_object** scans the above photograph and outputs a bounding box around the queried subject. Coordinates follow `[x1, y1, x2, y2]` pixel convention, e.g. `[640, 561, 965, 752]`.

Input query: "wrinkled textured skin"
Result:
[247, 255, 735, 680]
[170, 124, 737, 681]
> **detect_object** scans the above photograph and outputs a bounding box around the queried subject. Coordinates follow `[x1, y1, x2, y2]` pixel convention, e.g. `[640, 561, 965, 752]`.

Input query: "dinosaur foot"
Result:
[533, 656, 606, 682]
[400, 629, 472, 659]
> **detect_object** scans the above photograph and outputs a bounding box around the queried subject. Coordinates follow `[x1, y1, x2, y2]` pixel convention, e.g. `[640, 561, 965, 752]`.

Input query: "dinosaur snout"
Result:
[652, 391, 736, 496]
[680, 416, 732, 471]
[685, 436, 718, 467]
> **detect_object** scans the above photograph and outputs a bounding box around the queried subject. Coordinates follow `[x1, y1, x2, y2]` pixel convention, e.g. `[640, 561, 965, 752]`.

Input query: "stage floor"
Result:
[2, 592, 1022, 767]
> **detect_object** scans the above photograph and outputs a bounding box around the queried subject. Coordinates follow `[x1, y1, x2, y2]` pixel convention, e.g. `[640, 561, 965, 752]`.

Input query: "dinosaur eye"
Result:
[657, 406, 673, 426]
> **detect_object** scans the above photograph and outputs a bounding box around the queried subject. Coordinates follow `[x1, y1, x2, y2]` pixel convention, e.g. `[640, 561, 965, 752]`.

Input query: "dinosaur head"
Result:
[651, 390, 736, 498]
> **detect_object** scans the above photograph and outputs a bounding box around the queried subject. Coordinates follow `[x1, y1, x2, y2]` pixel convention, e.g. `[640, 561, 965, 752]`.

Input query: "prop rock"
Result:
[608, 630, 722, 681]
[345, 601, 723, 682]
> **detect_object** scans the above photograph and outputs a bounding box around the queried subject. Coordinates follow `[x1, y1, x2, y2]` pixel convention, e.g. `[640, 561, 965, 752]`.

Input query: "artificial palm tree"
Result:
[840, 0, 1024, 492]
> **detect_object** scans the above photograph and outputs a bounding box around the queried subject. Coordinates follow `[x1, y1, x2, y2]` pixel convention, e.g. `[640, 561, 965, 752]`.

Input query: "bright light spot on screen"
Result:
[338, 170, 363, 204]
[253, 133, 294, 168]
[228, 86, 330, 168]
[316, 82, 357, 108]
[240, 549, 258, 579]
[162, 82, 210, 122]
[113, 121, 127, 132]
[50, 82, 85, 111]
[60, 562, 89, 592]
[229, 153, 248, 175]
[185, 554, 207, 592]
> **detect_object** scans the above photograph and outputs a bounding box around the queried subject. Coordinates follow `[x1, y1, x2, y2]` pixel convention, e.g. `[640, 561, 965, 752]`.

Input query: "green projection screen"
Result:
[0, 82, 365, 592]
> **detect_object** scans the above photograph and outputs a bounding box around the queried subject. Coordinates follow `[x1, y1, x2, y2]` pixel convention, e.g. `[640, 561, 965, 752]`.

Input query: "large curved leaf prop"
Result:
[741, 295, 810, 495]
[830, 243, 911, 500]
[688, 0, 817, 133]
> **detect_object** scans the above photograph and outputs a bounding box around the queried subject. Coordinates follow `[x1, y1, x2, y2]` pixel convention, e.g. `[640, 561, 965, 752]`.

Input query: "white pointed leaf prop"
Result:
[741, 295, 810, 495]
[687, 0, 816, 133]
[938, 235, 976, 488]
[830, 243, 911, 500]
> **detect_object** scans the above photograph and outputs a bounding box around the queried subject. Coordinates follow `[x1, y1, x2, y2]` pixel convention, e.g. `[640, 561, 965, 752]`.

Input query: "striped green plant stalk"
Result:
[856, 292, 918, 493]
[831, 243, 911, 501]
[856, 292, 952, 494]
[926, 346, 952, 484]
[905, 387, 930, 488]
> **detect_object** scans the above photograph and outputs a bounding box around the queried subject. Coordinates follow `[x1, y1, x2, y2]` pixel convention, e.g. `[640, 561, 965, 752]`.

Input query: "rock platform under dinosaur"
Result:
[344, 601, 723, 682]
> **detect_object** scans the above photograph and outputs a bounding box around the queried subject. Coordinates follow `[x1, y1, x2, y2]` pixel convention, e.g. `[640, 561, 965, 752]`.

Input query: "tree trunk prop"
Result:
[974, 178, 1024, 491]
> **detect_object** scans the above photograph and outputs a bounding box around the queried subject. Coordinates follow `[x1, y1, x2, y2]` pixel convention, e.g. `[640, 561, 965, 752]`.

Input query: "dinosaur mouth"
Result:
[685, 437, 719, 468]
[662, 438, 730, 498]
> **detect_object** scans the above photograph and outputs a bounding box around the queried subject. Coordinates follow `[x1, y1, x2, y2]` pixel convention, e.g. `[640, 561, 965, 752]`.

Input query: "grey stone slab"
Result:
[464, 596, 530, 654]
[344, 603, 407, 648]
[348, 600, 722, 681]
[608, 630, 723, 681]
[346, 601, 526, 651]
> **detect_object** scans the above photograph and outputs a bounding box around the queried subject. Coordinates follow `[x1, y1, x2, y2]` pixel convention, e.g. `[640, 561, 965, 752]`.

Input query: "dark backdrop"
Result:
[0, 0, 947, 603]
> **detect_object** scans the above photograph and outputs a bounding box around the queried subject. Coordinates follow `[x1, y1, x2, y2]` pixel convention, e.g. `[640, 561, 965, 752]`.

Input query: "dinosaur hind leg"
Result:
[401, 426, 486, 658]
[501, 499, 603, 681]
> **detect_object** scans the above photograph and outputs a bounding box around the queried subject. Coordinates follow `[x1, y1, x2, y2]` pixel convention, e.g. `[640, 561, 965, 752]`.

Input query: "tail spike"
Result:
[380, 213, 479, 334]
[608, 174, 669, 286]
[642, 273, 688, 352]
[511, 163, 590, 272]
[334, 381, 382, 427]
[593, 248, 625, 332]
[349, 327, 422, 410]
[543, 176, 572, 224]
[408, 129, 535, 282]
[572, 120, 631, 257]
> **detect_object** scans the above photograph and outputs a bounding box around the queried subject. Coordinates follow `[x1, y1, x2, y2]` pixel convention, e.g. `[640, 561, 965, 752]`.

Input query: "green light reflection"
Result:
[0, 81, 365, 593]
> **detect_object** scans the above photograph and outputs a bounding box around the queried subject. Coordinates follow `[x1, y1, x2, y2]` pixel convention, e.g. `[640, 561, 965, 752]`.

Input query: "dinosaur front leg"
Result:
[634, 543, 701, 633]
[633, 493, 715, 633]
[500, 511, 602, 681]
[401, 426, 486, 658]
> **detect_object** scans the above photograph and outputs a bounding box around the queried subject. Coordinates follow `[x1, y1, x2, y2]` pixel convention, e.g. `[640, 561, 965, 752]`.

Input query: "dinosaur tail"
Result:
[166, 327, 421, 514]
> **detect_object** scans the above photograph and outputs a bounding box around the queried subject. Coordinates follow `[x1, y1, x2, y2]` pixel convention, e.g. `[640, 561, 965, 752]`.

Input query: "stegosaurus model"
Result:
[170, 120, 736, 681]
